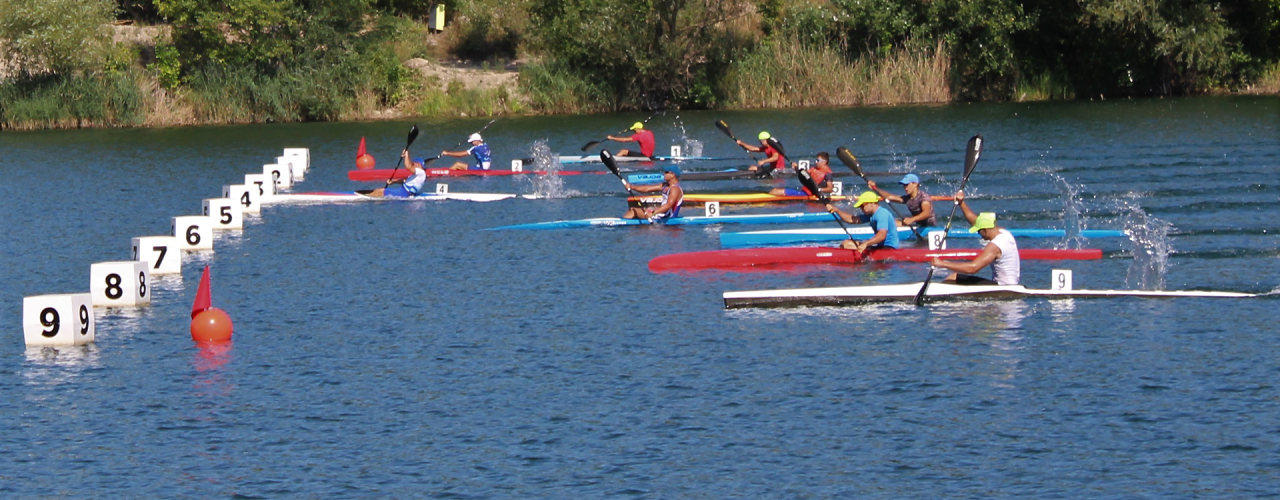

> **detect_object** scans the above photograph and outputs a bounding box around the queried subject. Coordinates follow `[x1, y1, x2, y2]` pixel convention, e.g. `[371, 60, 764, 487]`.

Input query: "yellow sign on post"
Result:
[429, 4, 446, 32]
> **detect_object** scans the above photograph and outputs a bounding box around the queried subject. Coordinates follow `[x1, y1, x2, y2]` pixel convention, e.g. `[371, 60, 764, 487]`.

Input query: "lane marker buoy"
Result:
[190, 265, 232, 342]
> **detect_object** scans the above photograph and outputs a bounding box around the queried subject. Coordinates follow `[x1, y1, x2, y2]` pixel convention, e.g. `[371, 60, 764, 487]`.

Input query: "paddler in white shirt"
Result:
[929, 190, 1021, 285]
[365, 150, 428, 198]
[622, 164, 684, 221]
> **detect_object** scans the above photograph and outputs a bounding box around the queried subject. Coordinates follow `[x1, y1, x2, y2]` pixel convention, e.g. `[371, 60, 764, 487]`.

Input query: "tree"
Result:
[0, 0, 117, 77]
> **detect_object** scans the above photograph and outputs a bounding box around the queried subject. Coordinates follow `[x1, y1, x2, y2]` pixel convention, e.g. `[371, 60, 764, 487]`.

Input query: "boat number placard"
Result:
[832, 181, 843, 196]
[798, 160, 810, 171]
[436, 183, 449, 194]
[928, 231, 946, 250]
[511, 160, 523, 172]
[671, 146, 681, 158]
[705, 201, 721, 218]
[1051, 269, 1072, 291]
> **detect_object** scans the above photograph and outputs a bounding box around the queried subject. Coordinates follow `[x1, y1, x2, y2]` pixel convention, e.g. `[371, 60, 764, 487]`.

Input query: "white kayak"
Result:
[263, 191, 535, 204]
[724, 282, 1260, 308]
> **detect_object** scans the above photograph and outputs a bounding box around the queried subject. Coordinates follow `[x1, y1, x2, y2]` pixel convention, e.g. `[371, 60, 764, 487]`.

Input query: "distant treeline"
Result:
[1, 0, 1277, 129]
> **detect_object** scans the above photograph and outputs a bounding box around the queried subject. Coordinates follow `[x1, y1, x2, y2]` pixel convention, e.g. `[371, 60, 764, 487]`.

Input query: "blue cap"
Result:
[898, 173, 920, 185]
[413, 157, 426, 164]
[662, 165, 681, 177]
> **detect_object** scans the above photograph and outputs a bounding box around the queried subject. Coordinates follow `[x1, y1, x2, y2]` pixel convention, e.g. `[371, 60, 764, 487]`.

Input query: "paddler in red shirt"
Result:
[735, 131, 787, 173]
[770, 151, 833, 197]
[608, 122, 656, 158]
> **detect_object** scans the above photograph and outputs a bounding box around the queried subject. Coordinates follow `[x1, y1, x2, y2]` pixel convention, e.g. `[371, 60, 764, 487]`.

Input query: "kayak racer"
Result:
[365, 151, 427, 198]
[608, 122, 656, 158]
[622, 165, 684, 221]
[442, 133, 492, 170]
[929, 190, 1021, 285]
[736, 131, 787, 174]
[770, 151, 833, 197]
[826, 191, 901, 252]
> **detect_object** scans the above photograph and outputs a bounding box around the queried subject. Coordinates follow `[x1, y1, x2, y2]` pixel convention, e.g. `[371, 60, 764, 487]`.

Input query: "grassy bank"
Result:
[724, 39, 951, 108]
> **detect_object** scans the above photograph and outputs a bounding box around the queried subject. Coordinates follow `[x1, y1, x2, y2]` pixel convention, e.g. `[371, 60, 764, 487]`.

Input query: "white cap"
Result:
[468, 133, 483, 142]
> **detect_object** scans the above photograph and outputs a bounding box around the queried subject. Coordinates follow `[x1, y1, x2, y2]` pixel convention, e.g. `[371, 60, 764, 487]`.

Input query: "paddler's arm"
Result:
[441, 150, 468, 157]
[867, 180, 904, 203]
[930, 243, 1001, 275]
[735, 139, 764, 153]
[607, 134, 635, 142]
[825, 204, 863, 225]
[758, 150, 780, 169]
[955, 190, 978, 225]
[623, 181, 664, 193]
[903, 199, 933, 225]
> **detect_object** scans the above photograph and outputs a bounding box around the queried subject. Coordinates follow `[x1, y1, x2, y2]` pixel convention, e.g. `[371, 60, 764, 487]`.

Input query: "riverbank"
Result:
[3, 1, 1278, 132]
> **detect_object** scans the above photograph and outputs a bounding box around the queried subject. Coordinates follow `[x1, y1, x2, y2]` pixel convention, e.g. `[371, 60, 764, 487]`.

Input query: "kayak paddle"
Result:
[914, 135, 983, 306]
[384, 125, 421, 188]
[421, 119, 497, 167]
[798, 166, 861, 260]
[714, 119, 761, 165]
[581, 112, 661, 152]
[600, 150, 640, 198]
[835, 146, 923, 240]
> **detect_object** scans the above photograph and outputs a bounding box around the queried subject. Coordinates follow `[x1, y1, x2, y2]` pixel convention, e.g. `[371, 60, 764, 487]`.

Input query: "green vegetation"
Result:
[1, 0, 1278, 130]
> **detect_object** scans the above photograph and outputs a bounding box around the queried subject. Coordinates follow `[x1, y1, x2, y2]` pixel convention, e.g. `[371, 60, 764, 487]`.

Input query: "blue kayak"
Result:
[489, 212, 837, 230]
[720, 227, 1130, 247]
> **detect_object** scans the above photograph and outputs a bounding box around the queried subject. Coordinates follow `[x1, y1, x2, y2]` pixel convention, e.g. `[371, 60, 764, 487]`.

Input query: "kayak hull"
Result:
[721, 227, 1129, 247]
[348, 169, 604, 181]
[264, 191, 526, 203]
[489, 212, 837, 230]
[650, 247, 1103, 272]
[724, 282, 1258, 308]
[629, 193, 850, 206]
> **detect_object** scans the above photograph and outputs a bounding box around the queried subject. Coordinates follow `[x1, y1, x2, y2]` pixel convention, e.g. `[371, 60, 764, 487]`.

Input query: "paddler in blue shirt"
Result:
[622, 165, 684, 221]
[826, 191, 901, 252]
[366, 150, 427, 198]
[442, 133, 492, 170]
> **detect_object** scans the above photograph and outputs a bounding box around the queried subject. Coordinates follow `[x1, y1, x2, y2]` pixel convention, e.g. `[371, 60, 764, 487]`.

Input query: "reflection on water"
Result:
[192, 341, 233, 399]
[23, 345, 101, 387]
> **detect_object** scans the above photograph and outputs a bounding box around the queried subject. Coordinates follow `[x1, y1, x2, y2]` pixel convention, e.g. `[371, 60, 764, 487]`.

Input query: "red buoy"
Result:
[356, 154, 376, 169]
[191, 307, 233, 342]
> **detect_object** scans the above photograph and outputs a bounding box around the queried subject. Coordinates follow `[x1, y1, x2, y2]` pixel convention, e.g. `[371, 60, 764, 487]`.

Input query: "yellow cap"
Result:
[630, 122, 644, 130]
[969, 212, 997, 233]
[758, 131, 771, 140]
[852, 191, 881, 208]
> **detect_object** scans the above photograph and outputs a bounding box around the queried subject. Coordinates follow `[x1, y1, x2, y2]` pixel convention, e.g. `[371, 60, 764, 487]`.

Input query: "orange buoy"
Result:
[356, 154, 376, 169]
[191, 307, 233, 342]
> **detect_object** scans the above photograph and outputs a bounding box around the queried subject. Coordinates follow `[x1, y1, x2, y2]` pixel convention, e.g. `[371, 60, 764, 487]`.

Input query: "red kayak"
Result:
[649, 247, 1103, 272]
[348, 168, 607, 181]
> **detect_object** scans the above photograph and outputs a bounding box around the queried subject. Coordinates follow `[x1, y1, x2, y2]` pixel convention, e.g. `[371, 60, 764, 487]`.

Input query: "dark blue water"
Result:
[2, 97, 1279, 497]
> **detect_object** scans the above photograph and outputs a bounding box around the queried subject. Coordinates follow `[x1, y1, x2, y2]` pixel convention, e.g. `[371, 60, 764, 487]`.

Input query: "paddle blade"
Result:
[581, 140, 602, 152]
[797, 168, 828, 203]
[835, 146, 865, 178]
[914, 269, 936, 306]
[715, 120, 734, 139]
[766, 137, 787, 158]
[406, 125, 420, 148]
[600, 150, 623, 180]
[962, 135, 983, 182]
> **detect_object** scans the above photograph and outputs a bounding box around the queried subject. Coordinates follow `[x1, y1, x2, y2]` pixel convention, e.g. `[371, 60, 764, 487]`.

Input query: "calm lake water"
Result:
[2, 97, 1279, 497]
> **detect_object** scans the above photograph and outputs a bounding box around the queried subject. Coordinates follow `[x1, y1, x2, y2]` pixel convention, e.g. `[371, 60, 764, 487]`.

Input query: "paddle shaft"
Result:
[915, 135, 982, 306]
[715, 120, 760, 165]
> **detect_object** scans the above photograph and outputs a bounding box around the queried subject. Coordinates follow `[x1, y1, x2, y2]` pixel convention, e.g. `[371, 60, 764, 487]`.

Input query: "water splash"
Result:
[518, 140, 579, 199]
[671, 115, 703, 157]
[1120, 202, 1174, 290]
[1048, 173, 1087, 250]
